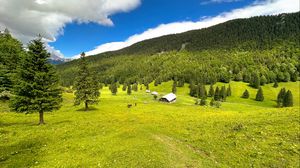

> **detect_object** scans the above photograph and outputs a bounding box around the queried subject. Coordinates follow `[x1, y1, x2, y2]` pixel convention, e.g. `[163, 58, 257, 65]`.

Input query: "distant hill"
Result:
[57, 12, 300, 86]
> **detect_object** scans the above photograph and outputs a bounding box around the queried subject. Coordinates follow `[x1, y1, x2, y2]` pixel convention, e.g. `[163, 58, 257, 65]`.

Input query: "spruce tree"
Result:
[208, 84, 214, 97]
[198, 84, 206, 99]
[283, 90, 293, 107]
[110, 82, 118, 95]
[127, 85, 132, 95]
[172, 80, 177, 94]
[227, 85, 232, 96]
[220, 86, 227, 101]
[273, 81, 279, 88]
[74, 52, 100, 111]
[189, 82, 197, 97]
[210, 98, 215, 107]
[241, 89, 249, 99]
[214, 86, 220, 101]
[10, 37, 62, 124]
[132, 83, 138, 92]
[122, 83, 127, 91]
[250, 73, 260, 89]
[277, 88, 286, 107]
[255, 87, 264, 101]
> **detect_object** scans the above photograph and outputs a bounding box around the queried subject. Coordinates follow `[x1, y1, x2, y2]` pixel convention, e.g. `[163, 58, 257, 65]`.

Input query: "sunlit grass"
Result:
[0, 81, 299, 167]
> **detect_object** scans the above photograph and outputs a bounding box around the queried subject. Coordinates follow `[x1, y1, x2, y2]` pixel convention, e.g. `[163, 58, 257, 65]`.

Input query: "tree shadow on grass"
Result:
[75, 106, 99, 112]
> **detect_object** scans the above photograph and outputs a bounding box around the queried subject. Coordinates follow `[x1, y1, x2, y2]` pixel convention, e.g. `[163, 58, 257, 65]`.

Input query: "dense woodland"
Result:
[57, 12, 300, 87]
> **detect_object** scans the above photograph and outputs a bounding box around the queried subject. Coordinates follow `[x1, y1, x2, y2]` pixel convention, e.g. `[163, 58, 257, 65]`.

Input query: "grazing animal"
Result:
[127, 104, 132, 108]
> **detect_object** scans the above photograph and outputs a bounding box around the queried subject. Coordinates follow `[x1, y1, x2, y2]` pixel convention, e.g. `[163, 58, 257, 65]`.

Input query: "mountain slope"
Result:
[57, 12, 300, 86]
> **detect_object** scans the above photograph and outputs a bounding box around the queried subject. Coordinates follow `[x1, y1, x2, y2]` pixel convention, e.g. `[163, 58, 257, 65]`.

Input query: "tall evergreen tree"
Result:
[214, 86, 220, 101]
[208, 84, 214, 97]
[110, 82, 118, 95]
[74, 52, 100, 111]
[220, 86, 227, 101]
[227, 85, 232, 96]
[127, 85, 132, 95]
[172, 80, 177, 94]
[189, 82, 197, 97]
[273, 81, 279, 88]
[255, 87, 264, 101]
[250, 73, 260, 88]
[132, 83, 138, 92]
[277, 88, 286, 107]
[283, 90, 293, 107]
[10, 37, 62, 124]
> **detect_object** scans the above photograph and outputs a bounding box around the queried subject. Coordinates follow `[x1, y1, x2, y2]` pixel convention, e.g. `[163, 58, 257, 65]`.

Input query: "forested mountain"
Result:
[57, 12, 300, 86]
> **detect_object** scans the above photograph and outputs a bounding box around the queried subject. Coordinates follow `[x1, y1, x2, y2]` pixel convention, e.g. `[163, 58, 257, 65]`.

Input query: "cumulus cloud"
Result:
[79, 0, 299, 58]
[0, 0, 141, 58]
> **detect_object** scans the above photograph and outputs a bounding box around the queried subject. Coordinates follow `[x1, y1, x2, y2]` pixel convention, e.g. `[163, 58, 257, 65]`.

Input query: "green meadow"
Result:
[0, 81, 299, 167]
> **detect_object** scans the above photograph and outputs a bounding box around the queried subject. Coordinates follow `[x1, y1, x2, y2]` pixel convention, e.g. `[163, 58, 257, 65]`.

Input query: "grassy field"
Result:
[0, 81, 299, 167]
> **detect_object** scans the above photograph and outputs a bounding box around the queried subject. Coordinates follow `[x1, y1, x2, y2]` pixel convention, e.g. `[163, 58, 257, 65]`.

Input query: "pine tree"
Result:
[277, 88, 286, 107]
[110, 82, 118, 95]
[210, 98, 215, 106]
[241, 89, 250, 99]
[220, 86, 227, 101]
[122, 83, 127, 91]
[198, 84, 206, 99]
[255, 87, 264, 101]
[260, 75, 267, 85]
[132, 83, 138, 92]
[10, 37, 62, 124]
[189, 82, 197, 97]
[200, 99, 206, 106]
[227, 85, 232, 96]
[74, 52, 100, 111]
[172, 80, 177, 94]
[208, 84, 214, 97]
[273, 81, 279, 88]
[250, 73, 260, 88]
[214, 86, 220, 101]
[283, 90, 293, 107]
[127, 85, 132, 95]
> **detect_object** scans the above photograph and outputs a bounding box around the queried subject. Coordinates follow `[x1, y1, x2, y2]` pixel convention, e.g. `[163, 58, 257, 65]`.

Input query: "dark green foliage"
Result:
[227, 85, 231, 97]
[127, 85, 132, 95]
[153, 95, 158, 100]
[10, 37, 62, 124]
[110, 82, 118, 95]
[260, 75, 267, 85]
[132, 83, 138, 92]
[273, 81, 279, 88]
[177, 79, 185, 87]
[208, 84, 214, 97]
[200, 99, 206, 106]
[145, 83, 149, 90]
[57, 12, 300, 87]
[277, 88, 286, 107]
[122, 84, 127, 91]
[214, 86, 220, 101]
[74, 52, 100, 111]
[215, 101, 221, 108]
[198, 84, 207, 99]
[220, 86, 227, 101]
[0, 29, 24, 94]
[209, 99, 215, 107]
[172, 80, 177, 94]
[291, 72, 298, 82]
[255, 87, 264, 101]
[250, 73, 260, 89]
[283, 90, 293, 107]
[241, 89, 250, 99]
[189, 82, 197, 97]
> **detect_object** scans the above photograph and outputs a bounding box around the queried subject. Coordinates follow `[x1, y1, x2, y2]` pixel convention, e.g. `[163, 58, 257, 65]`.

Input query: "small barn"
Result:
[159, 93, 176, 103]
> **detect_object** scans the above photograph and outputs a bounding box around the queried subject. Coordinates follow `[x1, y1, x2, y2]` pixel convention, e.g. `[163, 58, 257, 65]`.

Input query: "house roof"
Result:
[162, 93, 176, 102]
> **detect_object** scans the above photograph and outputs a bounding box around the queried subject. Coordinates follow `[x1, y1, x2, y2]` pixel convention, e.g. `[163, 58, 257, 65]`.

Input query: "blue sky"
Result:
[0, 0, 298, 58]
[51, 0, 254, 57]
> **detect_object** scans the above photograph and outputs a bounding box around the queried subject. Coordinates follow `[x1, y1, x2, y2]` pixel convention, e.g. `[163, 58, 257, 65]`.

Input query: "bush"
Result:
[241, 89, 249, 99]
[255, 87, 264, 101]
[0, 91, 12, 100]
[200, 99, 206, 106]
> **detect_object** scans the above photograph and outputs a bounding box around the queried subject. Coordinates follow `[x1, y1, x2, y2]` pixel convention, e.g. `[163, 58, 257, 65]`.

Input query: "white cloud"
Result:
[79, 0, 299, 58]
[0, 0, 141, 58]
[201, 0, 242, 5]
